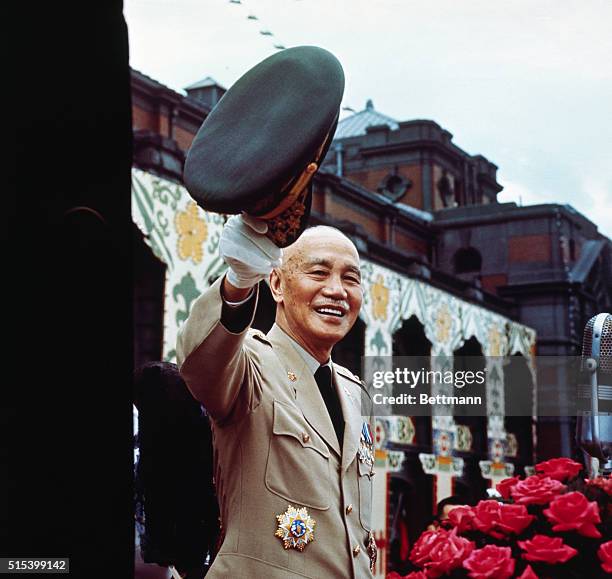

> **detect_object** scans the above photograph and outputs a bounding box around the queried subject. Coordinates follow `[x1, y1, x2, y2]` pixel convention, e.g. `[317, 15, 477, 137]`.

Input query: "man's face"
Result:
[273, 230, 363, 353]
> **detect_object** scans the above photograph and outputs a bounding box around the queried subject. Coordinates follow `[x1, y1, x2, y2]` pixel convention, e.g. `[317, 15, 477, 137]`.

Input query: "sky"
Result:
[124, 0, 612, 237]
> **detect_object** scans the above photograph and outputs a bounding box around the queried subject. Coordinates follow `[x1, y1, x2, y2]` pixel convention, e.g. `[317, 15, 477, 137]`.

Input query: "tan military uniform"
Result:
[177, 277, 375, 578]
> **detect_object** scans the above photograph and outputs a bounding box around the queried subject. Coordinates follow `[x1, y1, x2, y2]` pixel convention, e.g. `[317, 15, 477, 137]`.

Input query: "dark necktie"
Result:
[314, 365, 344, 448]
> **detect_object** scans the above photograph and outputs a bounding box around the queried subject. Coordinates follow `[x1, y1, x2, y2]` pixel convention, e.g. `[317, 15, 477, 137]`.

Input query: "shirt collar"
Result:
[277, 327, 332, 375]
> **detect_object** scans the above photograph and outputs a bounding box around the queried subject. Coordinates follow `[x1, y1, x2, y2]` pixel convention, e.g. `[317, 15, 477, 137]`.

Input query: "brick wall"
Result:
[394, 228, 428, 256]
[346, 164, 423, 209]
[132, 105, 159, 132]
[326, 197, 384, 240]
[174, 125, 196, 151]
[480, 273, 508, 295]
[508, 234, 552, 263]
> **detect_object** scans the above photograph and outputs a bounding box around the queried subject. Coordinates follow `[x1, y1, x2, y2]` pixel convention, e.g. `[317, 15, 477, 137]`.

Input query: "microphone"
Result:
[576, 313, 612, 476]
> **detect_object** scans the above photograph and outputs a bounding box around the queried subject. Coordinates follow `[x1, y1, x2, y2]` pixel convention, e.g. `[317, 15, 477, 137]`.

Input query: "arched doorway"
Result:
[453, 336, 488, 504]
[387, 316, 434, 572]
[504, 353, 535, 472]
[392, 315, 433, 447]
[333, 317, 366, 377]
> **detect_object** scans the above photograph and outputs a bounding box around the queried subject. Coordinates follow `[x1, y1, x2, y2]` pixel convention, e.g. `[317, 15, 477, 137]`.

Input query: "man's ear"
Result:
[269, 269, 283, 304]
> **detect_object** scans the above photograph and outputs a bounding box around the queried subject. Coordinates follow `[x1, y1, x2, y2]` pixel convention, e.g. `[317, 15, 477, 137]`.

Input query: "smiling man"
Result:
[176, 217, 377, 578]
[270, 226, 363, 362]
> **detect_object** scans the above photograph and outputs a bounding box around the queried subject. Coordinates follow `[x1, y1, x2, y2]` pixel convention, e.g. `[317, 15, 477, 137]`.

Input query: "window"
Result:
[453, 247, 482, 274]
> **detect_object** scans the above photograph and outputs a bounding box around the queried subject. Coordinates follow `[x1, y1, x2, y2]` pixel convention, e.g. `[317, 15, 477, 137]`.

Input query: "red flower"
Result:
[510, 475, 566, 505]
[496, 476, 520, 500]
[471, 500, 534, 539]
[587, 476, 612, 496]
[409, 527, 474, 577]
[543, 491, 602, 538]
[463, 545, 515, 579]
[447, 505, 476, 532]
[535, 457, 582, 482]
[517, 565, 538, 579]
[410, 529, 445, 567]
[517, 534, 578, 564]
[598, 540, 612, 574]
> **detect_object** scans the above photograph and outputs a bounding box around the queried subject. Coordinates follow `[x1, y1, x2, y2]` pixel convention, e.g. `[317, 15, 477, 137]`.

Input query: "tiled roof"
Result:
[184, 76, 224, 90]
[335, 99, 399, 139]
[569, 239, 606, 283]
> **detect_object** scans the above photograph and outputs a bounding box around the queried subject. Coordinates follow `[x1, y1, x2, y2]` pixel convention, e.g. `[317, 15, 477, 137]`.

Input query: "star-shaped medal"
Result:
[275, 505, 315, 551]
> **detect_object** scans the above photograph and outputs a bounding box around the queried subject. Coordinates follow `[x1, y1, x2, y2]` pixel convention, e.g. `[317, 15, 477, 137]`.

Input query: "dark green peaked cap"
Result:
[183, 46, 345, 246]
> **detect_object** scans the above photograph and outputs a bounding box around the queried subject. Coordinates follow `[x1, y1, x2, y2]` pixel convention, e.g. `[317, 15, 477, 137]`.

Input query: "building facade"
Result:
[130, 69, 611, 576]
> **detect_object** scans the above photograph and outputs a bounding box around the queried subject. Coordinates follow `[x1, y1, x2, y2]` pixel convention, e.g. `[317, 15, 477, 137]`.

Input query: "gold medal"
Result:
[275, 505, 315, 551]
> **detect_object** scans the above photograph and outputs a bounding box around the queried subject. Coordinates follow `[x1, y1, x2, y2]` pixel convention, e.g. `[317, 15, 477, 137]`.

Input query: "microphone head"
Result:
[577, 313, 612, 474]
[581, 313, 612, 372]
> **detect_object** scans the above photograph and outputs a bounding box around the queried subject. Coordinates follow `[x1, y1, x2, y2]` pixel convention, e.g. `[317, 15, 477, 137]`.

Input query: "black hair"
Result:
[134, 361, 219, 577]
[435, 494, 471, 518]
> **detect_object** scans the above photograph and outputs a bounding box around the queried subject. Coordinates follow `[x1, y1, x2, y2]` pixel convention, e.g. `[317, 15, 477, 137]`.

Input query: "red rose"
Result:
[496, 476, 520, 500]
[472, 500, 534, 539]
[447, 505, 476, 532]
[510, 475, 566, 505]
[463, 545, 515, 579]
[598, 540, 612, 574]
[410, 529, 446, 567]
[517, 565, 538, 579]
[543, 491, 602, 538]
[535, 457, 582, 481]
[587, 476, 612, 496]
[409, 527, 474, 577]
[517, 534, 577, 564]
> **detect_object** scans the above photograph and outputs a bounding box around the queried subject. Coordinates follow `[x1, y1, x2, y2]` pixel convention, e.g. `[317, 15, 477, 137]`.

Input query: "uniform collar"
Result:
[275, 326, 332, 375]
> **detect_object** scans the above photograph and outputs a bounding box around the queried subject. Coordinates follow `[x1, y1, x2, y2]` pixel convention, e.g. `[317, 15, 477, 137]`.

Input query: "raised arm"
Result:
[176, 214, 281, 421]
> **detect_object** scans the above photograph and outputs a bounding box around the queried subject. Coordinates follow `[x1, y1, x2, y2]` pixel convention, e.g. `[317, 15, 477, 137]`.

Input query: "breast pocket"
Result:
[358, 459, 374, 531]
[265, 400, 331, 510]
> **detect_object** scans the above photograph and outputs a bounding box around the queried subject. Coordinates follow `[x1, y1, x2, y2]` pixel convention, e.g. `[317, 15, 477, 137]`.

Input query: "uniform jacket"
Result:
[177, 277, 376, 578]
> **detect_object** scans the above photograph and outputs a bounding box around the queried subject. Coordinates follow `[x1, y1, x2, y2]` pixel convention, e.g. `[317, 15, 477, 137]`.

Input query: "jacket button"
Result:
[353, 545, 361, 556]
[346, 504, 353, 514]
[302, 433, 310, 443]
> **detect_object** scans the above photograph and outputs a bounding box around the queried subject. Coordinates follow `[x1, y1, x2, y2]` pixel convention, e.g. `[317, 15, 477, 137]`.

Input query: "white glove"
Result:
[219, 214, 282, 289]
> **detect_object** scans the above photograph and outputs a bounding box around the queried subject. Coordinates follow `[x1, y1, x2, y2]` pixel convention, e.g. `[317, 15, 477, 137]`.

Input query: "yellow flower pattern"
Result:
[175, 201, 208, 264]
[435, 303, 452, 343]
[371, 274, 389, 321]
[488, 325, 502, 357]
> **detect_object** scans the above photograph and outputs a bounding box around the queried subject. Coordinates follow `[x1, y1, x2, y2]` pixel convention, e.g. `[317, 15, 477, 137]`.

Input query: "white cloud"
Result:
[580, 174, 612, 237]
[123, 0, 612, 239]
[497, 179, 537, 207]
[498, 172, 612, 238]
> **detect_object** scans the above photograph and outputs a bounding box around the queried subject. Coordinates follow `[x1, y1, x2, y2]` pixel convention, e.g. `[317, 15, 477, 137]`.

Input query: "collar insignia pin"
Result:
[287, 371, 297, 382]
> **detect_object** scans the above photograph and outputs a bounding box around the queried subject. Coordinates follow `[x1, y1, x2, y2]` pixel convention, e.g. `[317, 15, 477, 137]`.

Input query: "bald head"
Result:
[280, 226, 359, 277]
